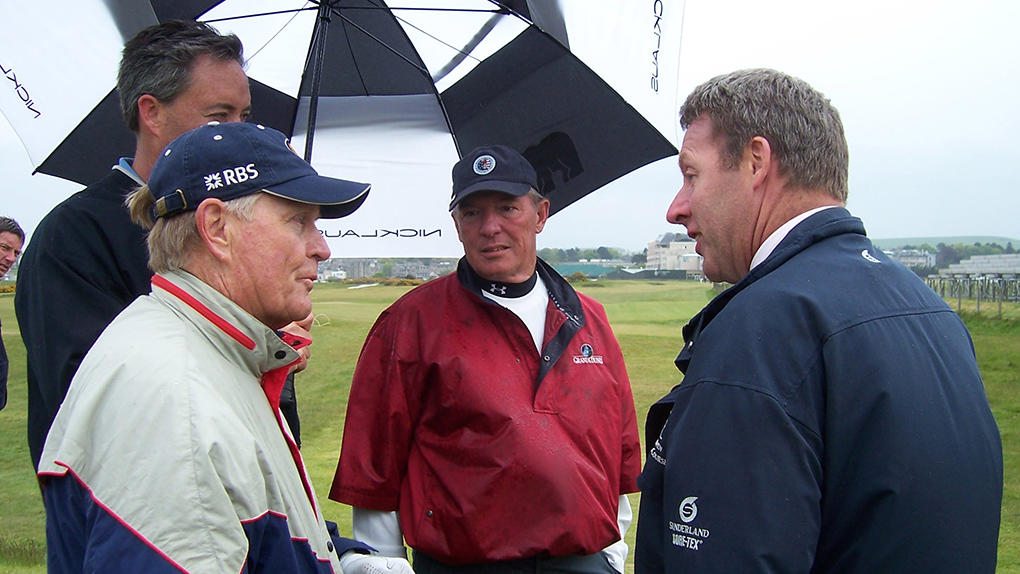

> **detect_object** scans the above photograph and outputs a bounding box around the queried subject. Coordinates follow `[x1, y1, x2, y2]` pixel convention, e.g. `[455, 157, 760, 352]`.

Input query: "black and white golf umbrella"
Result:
[0, 0, 684, 256]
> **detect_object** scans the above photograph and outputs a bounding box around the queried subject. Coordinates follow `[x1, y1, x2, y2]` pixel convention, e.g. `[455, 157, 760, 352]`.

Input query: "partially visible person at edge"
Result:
[15, 19, 305, 470]
[0, 216, 24, 412]
[634, 68, 1003, 573]
[38, 122, 414, 574]
[330, 144, 641, 573]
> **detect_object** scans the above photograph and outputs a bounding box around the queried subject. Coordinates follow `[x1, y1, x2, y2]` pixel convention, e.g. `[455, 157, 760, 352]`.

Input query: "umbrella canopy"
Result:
[0, 0, 683, 257]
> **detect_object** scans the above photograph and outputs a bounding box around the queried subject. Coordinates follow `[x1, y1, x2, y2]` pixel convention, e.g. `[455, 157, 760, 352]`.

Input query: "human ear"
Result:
[194, 199, 231, 262]
[748, 136, 772, 189]
[136, 94, 163, 136]
[534, 199, 551, 234]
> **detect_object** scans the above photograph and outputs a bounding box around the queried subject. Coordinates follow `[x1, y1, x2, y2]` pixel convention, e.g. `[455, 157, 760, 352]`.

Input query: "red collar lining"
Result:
[152, 275, 256, 350]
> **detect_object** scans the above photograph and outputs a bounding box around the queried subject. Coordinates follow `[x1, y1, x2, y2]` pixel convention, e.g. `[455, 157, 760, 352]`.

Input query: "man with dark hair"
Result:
[0, 216, 23, 279]
[15, 20, 254, 468]
[635, 68, 1003, 573]
[0, 216, 24, 411]
[332, 145, 642, 573]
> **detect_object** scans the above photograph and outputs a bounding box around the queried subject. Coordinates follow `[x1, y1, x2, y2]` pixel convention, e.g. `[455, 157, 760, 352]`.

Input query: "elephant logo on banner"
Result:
[524, 132, 583, 196]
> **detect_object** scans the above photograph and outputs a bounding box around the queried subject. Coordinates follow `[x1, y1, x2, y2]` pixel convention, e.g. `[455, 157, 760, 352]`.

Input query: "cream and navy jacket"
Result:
[39, 270, 362, 573]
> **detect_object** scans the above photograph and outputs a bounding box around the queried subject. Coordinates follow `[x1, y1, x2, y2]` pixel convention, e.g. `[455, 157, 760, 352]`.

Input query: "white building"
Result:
[647, 237, 703, 275]
[885, 248, 936, 269]
[939, 253, 1020, 278]
[319, 268, 347, 281]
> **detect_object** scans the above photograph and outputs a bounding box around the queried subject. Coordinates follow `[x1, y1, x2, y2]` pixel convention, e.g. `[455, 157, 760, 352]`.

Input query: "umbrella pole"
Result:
[303, 2, 332, 162]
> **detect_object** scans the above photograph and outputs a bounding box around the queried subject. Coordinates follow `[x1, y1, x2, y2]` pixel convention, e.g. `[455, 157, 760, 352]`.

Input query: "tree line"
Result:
[537, 246, 629, 263]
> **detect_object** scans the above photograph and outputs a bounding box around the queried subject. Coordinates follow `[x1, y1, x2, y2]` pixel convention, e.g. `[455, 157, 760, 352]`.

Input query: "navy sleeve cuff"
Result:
[325, 520, 376, 556]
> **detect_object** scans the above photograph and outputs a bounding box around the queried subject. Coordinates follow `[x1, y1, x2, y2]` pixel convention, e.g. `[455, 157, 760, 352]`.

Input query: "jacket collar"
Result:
[456, 257, 585, 327]
[675, 207, 865, 374]
[457, 257, 585, 386]
[150, 270, 307, 378]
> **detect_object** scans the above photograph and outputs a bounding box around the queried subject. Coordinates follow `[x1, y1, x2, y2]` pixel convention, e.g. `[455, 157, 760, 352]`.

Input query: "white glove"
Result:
[340, 552, 415, 574]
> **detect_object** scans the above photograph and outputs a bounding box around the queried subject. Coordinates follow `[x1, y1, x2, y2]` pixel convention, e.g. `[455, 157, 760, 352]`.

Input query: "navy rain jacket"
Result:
[636, 208, 1002, 573]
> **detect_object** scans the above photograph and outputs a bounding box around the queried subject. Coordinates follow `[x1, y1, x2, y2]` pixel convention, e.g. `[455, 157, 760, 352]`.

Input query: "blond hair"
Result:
[126, 185, 259, 273]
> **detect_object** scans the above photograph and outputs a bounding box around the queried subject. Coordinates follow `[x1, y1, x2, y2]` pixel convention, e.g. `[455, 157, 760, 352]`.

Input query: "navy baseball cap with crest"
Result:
[148, 122, 370, 220]
[449, 144, 538, 211]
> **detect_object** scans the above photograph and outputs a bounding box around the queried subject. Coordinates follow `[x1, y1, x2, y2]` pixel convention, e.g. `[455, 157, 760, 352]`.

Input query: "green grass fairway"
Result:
[0, 281, 1016, 572]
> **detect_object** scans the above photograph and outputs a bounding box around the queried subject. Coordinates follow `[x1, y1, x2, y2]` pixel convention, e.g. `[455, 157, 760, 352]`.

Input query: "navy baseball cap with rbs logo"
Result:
[148, 122, 371, 220]
[449, 144, 539, 211]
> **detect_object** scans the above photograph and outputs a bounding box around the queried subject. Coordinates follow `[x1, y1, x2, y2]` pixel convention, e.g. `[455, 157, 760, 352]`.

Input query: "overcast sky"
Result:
[542, 0, 1020, 251]
[3, 0, 1018, 253]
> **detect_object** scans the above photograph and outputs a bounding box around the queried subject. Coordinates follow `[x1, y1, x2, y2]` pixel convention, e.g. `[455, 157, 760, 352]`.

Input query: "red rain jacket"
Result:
[331, 259, 641, 564]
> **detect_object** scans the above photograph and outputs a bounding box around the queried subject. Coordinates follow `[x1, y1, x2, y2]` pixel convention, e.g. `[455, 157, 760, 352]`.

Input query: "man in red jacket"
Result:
[331, 145, 642, 573]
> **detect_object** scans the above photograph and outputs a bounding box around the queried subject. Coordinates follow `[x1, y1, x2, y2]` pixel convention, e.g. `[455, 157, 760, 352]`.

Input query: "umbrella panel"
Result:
[34, 90, 134, 185]
[35, 80, 297, 185]
[444, 27, 677, 214]
[300, 0, 439, 97]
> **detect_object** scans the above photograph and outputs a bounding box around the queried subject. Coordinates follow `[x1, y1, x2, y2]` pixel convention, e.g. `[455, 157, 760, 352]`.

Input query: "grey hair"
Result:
[679, 68, 849, 202]
[118, 20, 244, 132]
[126, 186, 259, 273]
[526, 188, 546, 207]
[0, 216, 24, 242]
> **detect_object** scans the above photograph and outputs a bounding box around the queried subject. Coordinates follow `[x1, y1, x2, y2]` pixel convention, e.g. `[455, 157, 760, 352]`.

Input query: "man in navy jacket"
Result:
[635, 68, 1002, 573]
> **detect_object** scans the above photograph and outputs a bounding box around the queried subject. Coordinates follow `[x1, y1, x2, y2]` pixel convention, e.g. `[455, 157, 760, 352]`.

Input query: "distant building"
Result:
[319, 268, 347, 281]
[647, 237, 703, 279]
[939, 253, 1020, 278]
[392, 260, 452, 280]
[320, 258, 380, 279]
[885, 248, 936, 269]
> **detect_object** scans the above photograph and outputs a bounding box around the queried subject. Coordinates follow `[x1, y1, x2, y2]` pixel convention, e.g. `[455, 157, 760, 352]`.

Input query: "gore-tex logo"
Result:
[1, 62, 41, 118]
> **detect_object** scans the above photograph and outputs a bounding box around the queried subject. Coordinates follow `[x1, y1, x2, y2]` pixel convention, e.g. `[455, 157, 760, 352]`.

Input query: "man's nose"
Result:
[666, 186, 691, 224]
[310, 231, 330, 261]
[479, 211, 502, 235]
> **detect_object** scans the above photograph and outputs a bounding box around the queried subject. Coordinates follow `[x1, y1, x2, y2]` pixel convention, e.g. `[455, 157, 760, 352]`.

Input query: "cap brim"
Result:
[263, 175, 371, 219]
[449, 180, 533, 211]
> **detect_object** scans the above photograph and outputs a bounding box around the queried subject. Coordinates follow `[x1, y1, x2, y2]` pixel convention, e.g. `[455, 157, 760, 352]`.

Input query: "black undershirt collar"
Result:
[467, 264, 538, 298]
